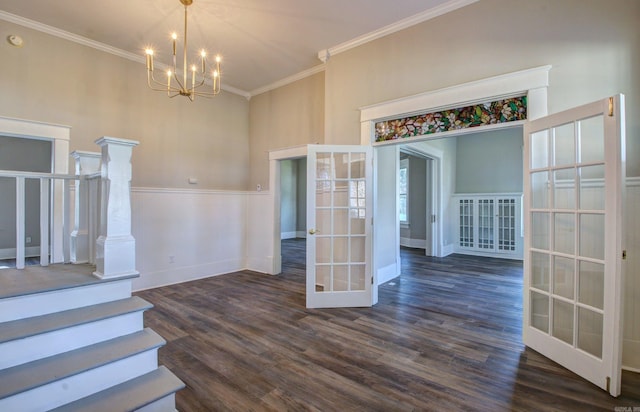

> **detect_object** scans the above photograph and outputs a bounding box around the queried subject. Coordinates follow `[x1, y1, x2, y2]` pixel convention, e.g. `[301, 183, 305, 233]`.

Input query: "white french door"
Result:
[306, 145, 373, 308]
[523, 95, 625, 396]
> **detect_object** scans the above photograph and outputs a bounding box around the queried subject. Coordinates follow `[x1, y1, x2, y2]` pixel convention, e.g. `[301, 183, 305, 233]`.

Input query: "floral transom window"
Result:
[374, 96, 527, 142]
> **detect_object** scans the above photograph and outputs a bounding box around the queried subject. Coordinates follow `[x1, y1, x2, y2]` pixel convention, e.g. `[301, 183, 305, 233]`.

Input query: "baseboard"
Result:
[377, 261, 400, 285]
[0, 246, 41, 259]
[441, 243, 454, 257]
[399, 237, 426, 249]
[132, 258, 244, 292]
[245, 255, 276, 275]
[453, 247, 523, 260]
[296, 231, 307, 239]
[280, 231, 297, 240]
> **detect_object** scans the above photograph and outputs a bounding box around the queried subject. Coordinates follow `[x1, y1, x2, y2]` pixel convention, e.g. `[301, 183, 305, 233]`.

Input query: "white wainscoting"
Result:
[130, 188, 274, 291]
[623, 178, 640, 371]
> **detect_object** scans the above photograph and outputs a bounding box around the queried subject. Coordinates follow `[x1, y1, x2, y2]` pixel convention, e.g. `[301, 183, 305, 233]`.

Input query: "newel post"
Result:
[93, 137, 139, 280]
[70, 151, 101, 264]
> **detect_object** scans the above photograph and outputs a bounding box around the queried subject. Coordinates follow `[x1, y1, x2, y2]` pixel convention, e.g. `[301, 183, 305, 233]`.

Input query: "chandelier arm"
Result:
[172, 71, 186, 91]
[148, 71, 182, 93]
[147, 71, 169, 92]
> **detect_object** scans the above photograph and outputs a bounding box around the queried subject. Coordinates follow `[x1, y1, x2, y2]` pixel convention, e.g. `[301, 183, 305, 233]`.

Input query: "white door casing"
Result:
[523, 95, 626, 396]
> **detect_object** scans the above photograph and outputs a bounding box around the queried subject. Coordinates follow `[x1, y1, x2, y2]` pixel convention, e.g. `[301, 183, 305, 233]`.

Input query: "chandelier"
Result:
[144, 0, 221, 100]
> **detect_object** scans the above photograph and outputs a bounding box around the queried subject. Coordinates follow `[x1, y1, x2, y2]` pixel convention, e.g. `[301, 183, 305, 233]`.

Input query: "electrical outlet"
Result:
[26, 236, 32, 244]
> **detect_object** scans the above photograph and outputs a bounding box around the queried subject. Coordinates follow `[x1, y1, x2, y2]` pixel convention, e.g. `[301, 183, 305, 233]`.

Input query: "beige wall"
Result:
[323, 0, 640, 176]
[248, 72, 324, 190]
[0, 20, 250, 190]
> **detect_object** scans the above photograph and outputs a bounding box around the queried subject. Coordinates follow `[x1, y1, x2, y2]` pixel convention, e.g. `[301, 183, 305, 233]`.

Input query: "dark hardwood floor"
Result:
[136, 239, 640, 411]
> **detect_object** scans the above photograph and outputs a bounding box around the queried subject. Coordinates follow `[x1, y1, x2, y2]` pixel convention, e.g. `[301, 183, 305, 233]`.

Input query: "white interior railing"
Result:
[0, 137, 139, 279]
[0, 170, 78, 269]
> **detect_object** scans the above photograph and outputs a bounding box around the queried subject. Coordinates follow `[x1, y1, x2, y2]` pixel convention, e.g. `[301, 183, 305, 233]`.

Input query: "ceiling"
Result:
[0, 0, 472, 96]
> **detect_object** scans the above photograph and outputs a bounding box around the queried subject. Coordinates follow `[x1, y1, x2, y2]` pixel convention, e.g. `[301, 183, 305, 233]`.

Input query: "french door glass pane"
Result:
[333, 265, 349, 291]
[531, 171, 549, 209]
[553, 168, 576, 209]
[579, 165, 605, 210]
[554, 213, 575, 255]
[553, 298, 574, 345]
[316, 238, 331, 263]
[578, 115, 605, 164]
[531, 212, 549, 250]
[351, 265, 366, 290]
[334, 181, 349, 207]
[553, 123, 575, 166]
[531, 291, 550, 333]
[316, 209, 331, 235]
[350, 153, 365, 178]
[316, 265, 330, 291]
[351, 216, 366, 235]
[531, 130, 549, 169]
[531, 251, 550, 291]
[553, 256, 574, 299]
[333, 209, 349, 235]
[351, 237, 365, 262]
[578, 260, 604, 309]
[334, 237, 348, 263]
[579, 214, 605, 260]
[334, 153, 349, 179]
[578, 307, 603, 358]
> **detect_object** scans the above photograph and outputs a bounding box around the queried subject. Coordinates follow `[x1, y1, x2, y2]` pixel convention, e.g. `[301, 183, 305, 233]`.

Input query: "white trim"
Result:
[268, 144, 309, 160]
[0, 11, 251, 99]
[250, 64, 326, 97]
[399, 238, 427, 249]
[0, 247, 41, 260]
[360, 65, 551, 123]
[131, 187, 270, 196]
[280, 231, 297, 240]
[317, 0, 479, 63]
[377, 261, 401, 285]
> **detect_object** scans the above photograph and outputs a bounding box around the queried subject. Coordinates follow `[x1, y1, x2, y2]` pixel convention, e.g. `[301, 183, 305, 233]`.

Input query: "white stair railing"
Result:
[1, 136, 139, 278]
[0, 170, 78, 269]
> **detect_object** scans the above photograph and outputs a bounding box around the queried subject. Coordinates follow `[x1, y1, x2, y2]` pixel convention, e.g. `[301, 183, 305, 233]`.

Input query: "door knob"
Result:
[309, 229, 318, 235]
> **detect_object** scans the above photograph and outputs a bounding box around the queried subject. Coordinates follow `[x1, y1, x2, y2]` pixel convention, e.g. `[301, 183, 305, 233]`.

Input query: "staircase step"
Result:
[0, 296, 153, 369]
[0, 328, 165, 411]
[0, 273, 135, 323]
[50, 366, 185, 412]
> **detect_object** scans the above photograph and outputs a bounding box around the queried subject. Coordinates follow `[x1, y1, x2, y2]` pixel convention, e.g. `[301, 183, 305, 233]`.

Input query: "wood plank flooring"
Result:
[136, 239, 640, 411]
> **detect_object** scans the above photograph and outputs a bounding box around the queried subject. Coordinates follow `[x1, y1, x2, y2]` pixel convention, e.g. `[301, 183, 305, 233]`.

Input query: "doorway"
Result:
[0, 135, 53, 267]
[279, 157, 308, 277]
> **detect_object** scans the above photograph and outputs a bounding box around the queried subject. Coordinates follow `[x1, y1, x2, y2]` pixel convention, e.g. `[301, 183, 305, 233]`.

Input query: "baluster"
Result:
[40, 178, 50, 266]
[15, 176, 25, 269]
[63, 178, 71, 263]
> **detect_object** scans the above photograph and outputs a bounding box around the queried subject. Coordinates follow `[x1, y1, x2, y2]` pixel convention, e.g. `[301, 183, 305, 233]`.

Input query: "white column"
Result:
[93, 137, 139, 279]
[70, 151, 101, 264]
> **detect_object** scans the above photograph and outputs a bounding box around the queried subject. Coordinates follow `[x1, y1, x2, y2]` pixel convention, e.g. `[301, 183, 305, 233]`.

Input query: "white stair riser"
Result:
[0, 312, 145, 369]
[0, 280, 132, 322]
[137, 394, 178, 412]
[0, 349, 159, 412]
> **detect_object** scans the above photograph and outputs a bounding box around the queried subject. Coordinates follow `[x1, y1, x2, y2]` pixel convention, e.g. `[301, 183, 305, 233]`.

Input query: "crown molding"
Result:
[317, 0, 479, 62]
[249, 64, 326, 98]
[0, 10, 251, 99]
